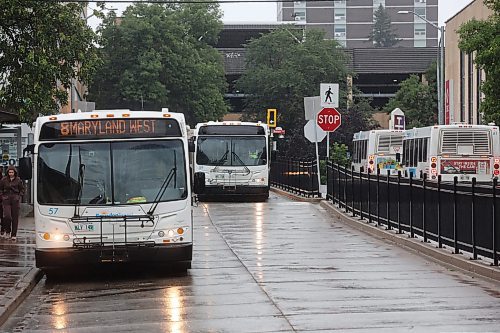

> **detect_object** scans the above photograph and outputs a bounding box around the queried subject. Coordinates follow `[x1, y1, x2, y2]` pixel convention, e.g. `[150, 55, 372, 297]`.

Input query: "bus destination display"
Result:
[40, 118, 181, 140]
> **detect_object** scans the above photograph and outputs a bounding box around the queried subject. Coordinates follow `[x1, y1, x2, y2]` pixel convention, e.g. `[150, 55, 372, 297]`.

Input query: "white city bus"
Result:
[190, 121, 270, 201]
[402, 124, 500, 182]
[19, 109, 200, 272]
[352, 129, 404, 175]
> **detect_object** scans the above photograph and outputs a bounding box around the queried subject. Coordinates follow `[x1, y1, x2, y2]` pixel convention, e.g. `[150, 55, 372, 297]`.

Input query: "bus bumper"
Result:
[35, 243, 192, 269]
[199, 185, 269, 198]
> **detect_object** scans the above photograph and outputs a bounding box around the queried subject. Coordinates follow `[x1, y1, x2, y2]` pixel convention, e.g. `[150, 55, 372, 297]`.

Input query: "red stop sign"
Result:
[317, 107, 341, 132]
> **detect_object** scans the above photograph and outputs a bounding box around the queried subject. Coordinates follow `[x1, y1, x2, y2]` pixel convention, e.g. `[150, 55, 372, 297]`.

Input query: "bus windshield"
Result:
[37, 140, 187, 205]
[196, 136, 267, 166]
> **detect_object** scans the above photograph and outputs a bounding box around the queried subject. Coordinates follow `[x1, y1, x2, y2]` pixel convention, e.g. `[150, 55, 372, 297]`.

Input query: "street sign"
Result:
[320, 83, 339, 108]
[273, 127, 285, 135]
[317, 107, 341, 132]
[267, 108, 277, 128]
[389, 108, 405, 130]
[304, 96, 321, 121]
[304, 120, 326, 143]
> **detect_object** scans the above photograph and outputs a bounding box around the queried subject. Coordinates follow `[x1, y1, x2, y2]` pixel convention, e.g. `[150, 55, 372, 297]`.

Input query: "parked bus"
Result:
[352, 129, 404, 175]
[190, 121, 270, 201]
[402, 124, 500, 182]
[19, 109, 203, 272]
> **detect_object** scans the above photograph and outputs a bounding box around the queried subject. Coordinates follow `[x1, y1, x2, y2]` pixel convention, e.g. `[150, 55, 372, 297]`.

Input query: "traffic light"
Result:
[267, 109, 277, 128]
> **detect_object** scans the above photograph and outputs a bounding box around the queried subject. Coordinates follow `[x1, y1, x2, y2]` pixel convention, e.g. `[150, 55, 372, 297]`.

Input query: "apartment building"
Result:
[277, 0, 438, 48]
[444, 0, 492, 125]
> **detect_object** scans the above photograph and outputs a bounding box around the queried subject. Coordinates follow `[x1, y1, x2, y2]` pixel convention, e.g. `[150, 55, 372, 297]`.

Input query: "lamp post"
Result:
[398, 10, 445, 125]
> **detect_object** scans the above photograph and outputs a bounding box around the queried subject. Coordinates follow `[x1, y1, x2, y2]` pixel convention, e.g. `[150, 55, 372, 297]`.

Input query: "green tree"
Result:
[0, 0, 101, 123]
[384, 74, 437, 128]
[458, 0, 500, 124]
[369, 4, 400, 47]
[88, 3, 228, 125]
[237, 27, 356, 158]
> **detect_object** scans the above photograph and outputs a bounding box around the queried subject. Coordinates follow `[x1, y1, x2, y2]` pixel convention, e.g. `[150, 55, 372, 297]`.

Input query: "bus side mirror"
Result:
[18, 157, 32, 180]
[188, 141, 195, 153]
[396, 153, 401, 162]
[193, 172, 205, 194]
[271, 150, 277, 162]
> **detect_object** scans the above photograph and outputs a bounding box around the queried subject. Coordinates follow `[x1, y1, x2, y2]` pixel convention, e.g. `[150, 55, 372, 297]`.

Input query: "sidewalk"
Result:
[0, 204, 43, 327]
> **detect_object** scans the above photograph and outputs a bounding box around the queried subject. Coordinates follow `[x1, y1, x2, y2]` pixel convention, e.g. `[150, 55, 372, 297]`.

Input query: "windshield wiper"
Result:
[231, 151, 251, 174]
[148, 151, 177, 216]
[73, 163, 86, 217]
[213, 144, 229, 167]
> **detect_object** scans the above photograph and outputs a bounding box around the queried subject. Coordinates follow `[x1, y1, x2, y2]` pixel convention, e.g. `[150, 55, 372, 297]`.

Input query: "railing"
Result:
[270, 158, 320, 198]
[326, 161, 499, 266]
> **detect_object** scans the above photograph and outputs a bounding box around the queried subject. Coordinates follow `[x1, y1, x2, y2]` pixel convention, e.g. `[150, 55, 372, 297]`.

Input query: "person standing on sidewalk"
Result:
[0, 166, 25, 241]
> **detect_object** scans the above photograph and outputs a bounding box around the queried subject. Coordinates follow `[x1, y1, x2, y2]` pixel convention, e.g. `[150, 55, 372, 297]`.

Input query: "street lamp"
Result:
[398, 10, 445, 125]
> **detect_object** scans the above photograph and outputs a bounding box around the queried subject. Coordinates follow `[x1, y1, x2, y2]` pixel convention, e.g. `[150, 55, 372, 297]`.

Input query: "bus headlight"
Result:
[40, 233, 70, 242]
[158, 230, 165, 237]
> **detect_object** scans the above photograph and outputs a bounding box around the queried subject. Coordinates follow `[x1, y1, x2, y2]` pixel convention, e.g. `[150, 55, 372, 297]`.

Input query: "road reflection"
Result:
[163, 286, 184, 333]
[254, 202, 264, 282]
[52, 299, 68, 330]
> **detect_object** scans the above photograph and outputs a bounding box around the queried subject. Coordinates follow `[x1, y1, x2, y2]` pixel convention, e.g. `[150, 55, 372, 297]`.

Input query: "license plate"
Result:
[460, 174, 470, 181]
[74, 223, 97, 232]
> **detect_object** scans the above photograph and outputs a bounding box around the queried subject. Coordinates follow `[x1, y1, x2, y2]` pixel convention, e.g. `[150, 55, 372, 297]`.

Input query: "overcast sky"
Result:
[89, 0, 475, 28]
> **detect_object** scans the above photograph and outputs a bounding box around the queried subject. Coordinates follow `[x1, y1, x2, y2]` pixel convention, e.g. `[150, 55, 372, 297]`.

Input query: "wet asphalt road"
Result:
[2, 193, 500, 333]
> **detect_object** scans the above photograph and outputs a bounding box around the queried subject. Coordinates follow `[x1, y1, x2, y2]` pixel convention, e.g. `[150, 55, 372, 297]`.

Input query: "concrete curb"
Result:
[319, 200, 500, 283]
[0, 267, 43, 327]
[271, 187, 323, 203]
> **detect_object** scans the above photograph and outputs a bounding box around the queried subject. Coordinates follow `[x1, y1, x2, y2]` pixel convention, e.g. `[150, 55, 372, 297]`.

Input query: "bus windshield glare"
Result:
[37, 140, 187, 205]
[196, 137, 267, 166]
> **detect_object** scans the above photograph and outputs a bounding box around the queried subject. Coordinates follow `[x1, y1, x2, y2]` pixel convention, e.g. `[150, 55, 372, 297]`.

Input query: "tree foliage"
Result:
[237, 28, 375, 158]
[384, 74, 437, 128]
[88, 3, 228, 125]
[369, 4, 400, 47]
[458, 0, 500, 124]
[0, 0, 101, 123]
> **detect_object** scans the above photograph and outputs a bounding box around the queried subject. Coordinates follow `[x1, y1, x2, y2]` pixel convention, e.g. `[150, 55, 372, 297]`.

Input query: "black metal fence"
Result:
[270, 158, 320, 197]
[326, 161, 500, 265]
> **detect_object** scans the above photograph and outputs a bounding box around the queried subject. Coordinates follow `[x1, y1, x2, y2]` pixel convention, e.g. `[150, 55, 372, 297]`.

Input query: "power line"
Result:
[49, 0, 339, 3]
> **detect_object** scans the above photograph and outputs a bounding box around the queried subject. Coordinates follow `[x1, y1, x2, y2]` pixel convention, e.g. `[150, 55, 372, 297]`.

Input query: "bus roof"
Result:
[353, 129, 403, 141]
[193, 121, 269, 135]
[404, 124, 499, 139]
[35, 109, 185, 125]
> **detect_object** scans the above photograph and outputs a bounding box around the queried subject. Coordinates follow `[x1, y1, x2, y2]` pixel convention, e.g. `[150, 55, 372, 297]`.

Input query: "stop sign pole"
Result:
[317, 107, 342, 158]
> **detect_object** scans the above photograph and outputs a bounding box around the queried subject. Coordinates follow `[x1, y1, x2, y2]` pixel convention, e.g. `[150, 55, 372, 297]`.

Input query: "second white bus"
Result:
[190, 121, 270, 201]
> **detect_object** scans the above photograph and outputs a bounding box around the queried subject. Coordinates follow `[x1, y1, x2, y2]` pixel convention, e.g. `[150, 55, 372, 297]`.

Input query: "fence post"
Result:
[338, 164, 342, 208]
[397, 171, 402, 234]
[386, 169, 391, 230]
[437, 175, 442, 248]
[359, 169, 364, 220]
[298, 160, 303, 196]
[343, 165, 348, 212]
[409, 172, 414, 238]
[368, 170, 372, 224]
[286, 159, 291, 192]
[493, 178, 498, 266]
[423, 173, 427, 243]
[351, 166, 355, 217]
[376, 168, 380, 226]
[471, 177, 477, 260]
[329, 161, 333, 202]
[453, 176, 459, 254]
